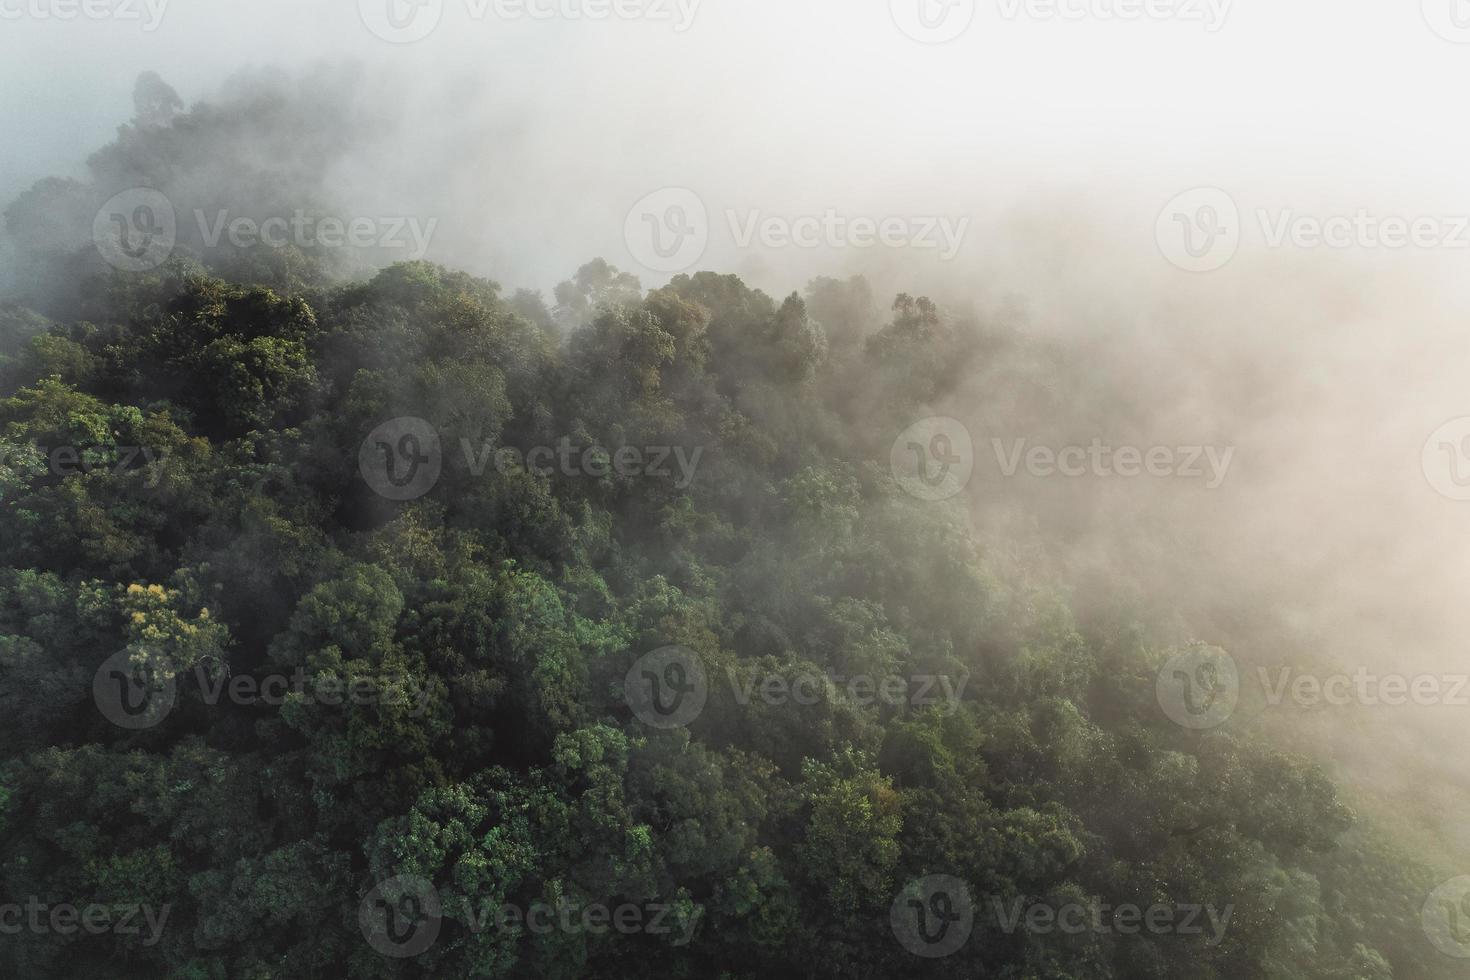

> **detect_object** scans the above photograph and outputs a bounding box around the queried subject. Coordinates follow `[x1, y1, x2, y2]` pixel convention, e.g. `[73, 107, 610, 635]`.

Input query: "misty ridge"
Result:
[0, 55, 1468, 979]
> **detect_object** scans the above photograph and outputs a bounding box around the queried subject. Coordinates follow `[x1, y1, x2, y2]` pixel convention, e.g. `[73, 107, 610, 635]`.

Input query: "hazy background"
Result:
[4, 0, 1470, 857]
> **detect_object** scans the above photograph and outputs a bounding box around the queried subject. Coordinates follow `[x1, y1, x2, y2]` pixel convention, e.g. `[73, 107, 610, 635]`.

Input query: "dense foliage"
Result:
[0, 76, 1458, 980]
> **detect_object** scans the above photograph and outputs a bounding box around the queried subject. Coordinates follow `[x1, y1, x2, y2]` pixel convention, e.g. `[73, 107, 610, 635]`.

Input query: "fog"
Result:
[5, 0, 1470, 862]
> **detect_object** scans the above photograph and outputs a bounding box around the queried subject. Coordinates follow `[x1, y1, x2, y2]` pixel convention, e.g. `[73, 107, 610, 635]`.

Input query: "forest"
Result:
[0, 73, 1460, 979]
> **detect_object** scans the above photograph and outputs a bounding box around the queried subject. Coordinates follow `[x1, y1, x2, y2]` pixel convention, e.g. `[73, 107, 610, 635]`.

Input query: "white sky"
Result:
[4, 0, 1469, 204]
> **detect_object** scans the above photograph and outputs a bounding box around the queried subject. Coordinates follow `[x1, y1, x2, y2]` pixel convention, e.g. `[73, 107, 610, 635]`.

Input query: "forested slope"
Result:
[0, 79, 1459, 979]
